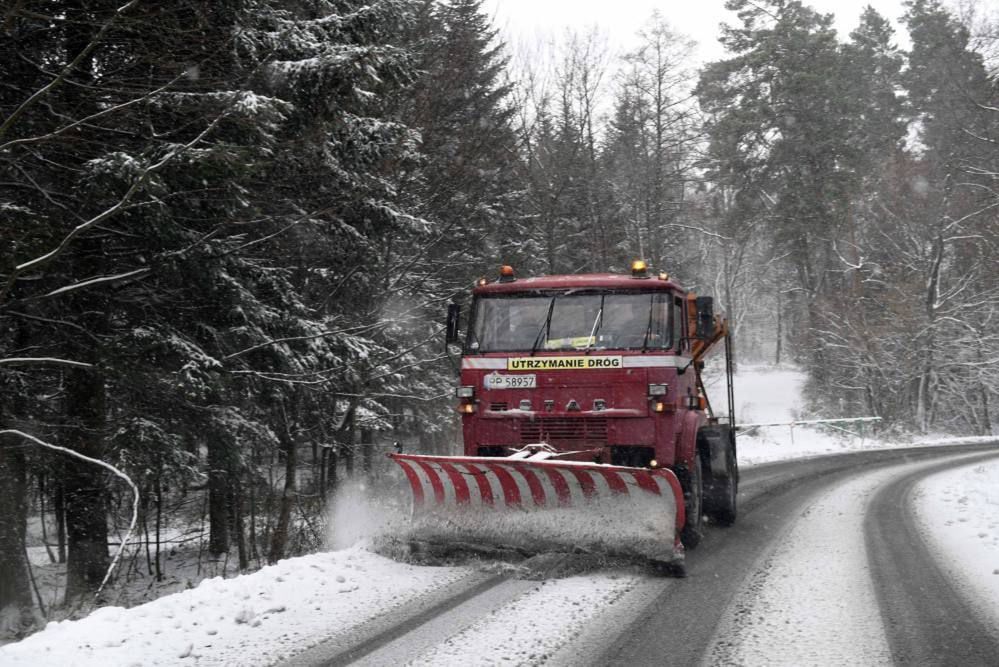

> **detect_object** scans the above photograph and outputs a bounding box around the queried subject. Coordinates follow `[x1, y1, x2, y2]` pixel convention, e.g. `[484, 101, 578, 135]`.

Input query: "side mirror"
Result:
[445, 303, 461, 345]
[695, 296, 714, 340]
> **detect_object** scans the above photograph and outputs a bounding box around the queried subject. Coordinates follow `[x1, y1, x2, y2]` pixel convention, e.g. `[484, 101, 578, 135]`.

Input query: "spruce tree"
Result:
[697, 0, 855, 373]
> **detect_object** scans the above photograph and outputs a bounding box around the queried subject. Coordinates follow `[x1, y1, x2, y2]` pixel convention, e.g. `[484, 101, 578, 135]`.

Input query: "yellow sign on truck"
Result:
[507, 355, 623, 371]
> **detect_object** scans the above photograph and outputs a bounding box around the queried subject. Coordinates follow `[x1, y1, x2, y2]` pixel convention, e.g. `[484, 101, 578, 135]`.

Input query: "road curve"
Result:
[283, 442, 999, 667]
[866, 454, 999, 666]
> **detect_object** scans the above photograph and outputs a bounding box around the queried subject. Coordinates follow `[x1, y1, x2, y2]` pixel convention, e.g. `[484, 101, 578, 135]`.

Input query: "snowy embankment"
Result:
[719, 364, 994, 466]
[913, 459, 999, 634]
[0, 547, 471, 666]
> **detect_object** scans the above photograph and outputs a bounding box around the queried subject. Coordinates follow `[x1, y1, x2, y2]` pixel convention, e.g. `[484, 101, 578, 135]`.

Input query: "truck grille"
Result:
[519, 418, 608, 445]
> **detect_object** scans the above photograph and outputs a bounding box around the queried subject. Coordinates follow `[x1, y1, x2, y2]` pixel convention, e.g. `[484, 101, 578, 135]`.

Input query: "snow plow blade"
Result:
[388, 452, 686, 565]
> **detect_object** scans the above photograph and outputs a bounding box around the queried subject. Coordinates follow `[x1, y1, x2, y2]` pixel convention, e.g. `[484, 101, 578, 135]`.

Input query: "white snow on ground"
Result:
[709, 462, 899, 666]
[713, 364, 875, 465]
[712, 364, 993, 466]
[406, 574, 638, 667]
[913, 458, 999, 633]
[0, 546, 470, 667]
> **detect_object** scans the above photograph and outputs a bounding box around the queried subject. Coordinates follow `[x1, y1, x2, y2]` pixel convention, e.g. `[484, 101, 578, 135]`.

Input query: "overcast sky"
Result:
[481, 0, 911, 62]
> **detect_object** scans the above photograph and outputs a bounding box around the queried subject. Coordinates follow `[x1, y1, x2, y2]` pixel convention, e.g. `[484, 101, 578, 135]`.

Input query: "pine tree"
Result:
[696, 0, 856, 373]
[810, 7, 908, 418]
[404, 0, 521, 281]
[1, 0, 433, 606]
[605, 13, 699, 275]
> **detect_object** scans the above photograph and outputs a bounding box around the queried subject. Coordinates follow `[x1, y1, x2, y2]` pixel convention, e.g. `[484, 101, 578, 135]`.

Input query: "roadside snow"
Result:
[713, 365, 992, 466]
[0, 546, 470, 667]
[913, 459, 999, 634]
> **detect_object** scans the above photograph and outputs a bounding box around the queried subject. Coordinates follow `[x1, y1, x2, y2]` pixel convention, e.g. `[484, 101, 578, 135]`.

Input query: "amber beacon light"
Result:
[631, 260, 649, 277]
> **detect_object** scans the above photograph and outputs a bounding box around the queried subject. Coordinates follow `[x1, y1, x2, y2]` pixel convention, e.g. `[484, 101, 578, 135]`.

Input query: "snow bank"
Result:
[710, 365, 874, 465]
[714, 365, 991, 466]
[913, 459, 999, 634]
[0, 547, 470, 666]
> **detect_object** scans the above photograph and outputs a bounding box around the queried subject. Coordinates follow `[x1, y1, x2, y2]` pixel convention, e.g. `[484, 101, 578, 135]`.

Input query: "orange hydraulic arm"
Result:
[686, 292, 728, 362]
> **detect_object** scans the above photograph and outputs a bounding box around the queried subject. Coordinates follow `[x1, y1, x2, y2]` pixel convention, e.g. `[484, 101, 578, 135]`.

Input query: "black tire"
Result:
[651, 559, 687, 578]
[680, 454, 704, 549]
[703, 428, 738, 526]
[698, 425, 739, 526]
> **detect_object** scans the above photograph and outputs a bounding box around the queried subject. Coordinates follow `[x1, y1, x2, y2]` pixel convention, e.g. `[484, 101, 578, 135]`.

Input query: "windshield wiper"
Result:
[585, 295, 604, 351]
[466, 325, 481, 352]
[530, 296, 557, 356]
[640, 294, 655, 352]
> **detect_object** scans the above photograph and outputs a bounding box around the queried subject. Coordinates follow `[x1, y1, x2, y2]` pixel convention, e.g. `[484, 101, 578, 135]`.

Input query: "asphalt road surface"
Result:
[286, 442, 999, 666]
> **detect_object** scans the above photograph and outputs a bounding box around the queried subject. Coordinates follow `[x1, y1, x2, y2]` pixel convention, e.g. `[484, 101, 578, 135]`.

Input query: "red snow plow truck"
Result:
[389, 262, 738, 573]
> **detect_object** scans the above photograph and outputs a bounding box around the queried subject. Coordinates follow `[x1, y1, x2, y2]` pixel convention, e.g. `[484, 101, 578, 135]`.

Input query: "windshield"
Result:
[468, 291, 670, 353]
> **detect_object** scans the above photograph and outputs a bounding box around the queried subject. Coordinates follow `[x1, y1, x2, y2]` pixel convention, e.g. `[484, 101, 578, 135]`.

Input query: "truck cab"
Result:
[449, 263, 710, 473]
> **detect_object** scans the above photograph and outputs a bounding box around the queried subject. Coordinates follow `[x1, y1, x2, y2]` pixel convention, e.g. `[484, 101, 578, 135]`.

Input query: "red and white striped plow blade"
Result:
[388, 453, 686, 564]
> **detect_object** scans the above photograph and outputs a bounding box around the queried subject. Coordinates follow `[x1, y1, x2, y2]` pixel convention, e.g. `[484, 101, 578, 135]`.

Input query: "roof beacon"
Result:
[498, 265, 516, 282]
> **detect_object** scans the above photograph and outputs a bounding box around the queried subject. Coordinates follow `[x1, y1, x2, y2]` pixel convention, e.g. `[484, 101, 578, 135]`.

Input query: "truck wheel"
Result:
[700, 425, 739, 526]
[680, 455, 704, 549]
[704, 438, 738, 526]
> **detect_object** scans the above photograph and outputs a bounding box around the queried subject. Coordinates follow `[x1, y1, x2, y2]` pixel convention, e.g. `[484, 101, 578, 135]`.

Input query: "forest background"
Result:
[1, 0, 997, 637]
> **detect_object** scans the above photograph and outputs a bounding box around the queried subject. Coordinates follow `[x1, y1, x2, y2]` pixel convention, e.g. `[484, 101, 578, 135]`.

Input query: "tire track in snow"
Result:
[866, 451, 999, 665]
[572, 446, 988, 667]
[401, 573, 640, 667]
[284, 570, 509, 666]
[706, 454, 988, 666]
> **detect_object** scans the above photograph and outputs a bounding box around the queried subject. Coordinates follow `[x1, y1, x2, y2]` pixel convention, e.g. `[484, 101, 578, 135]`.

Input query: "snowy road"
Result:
[283, 443, 999, 667]
[865, 455, 999, 665]
[5, 443, 998, 666]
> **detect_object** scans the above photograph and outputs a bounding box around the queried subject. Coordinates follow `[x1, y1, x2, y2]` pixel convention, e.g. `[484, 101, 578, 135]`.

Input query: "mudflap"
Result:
[388, 453, 686, 566]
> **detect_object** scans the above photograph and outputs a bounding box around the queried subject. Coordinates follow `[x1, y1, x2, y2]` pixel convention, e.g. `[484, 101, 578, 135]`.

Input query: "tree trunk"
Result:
[64, 368, 110, 603]
[154, 478, 163, 581]
[775, 288, 783, 366]
[326, 445, 338, 496]
[0, 434, 33, 631]
[248, 475, 258, 563]
[54, 480, 66, 564]
[231, 482, 248, 571]
[342, 415, 355, 479]
[360, 427, 373, 476]
[267, 428, 296, 564]
[207, 439, 230, 557]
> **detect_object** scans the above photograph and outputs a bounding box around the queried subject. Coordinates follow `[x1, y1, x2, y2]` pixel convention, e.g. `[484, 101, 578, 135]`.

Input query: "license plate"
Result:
[486, 373, 537, 390]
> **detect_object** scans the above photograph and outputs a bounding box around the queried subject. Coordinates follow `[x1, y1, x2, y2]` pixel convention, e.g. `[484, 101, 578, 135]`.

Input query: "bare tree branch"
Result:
[0, 114, 227, 304]
[0, 357, 94, 368]
[0, 429, 138, 600]
[0, 0, 142, 141]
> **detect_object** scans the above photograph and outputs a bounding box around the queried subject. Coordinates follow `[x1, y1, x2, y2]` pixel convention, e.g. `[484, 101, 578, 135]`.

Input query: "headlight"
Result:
[648, 384, 668, 397]
[455, 386, 475, 398]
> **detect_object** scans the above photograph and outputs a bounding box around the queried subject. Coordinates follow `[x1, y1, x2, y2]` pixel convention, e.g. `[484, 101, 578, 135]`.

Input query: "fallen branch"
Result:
[0, 429, 139, 601]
